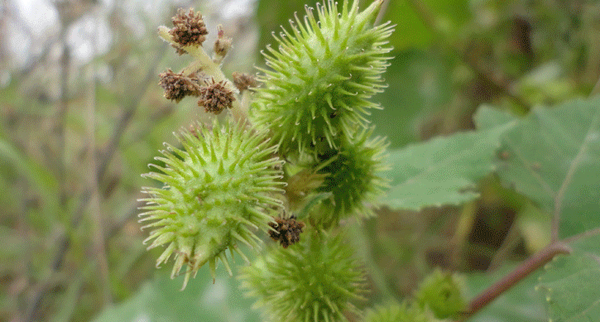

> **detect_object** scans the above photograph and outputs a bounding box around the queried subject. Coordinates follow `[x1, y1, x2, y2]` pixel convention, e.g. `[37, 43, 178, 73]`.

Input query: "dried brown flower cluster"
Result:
[158, 69, 201, 102]
[169, 8, 208, 51]
[232, 72, 258, 92]
[198, 78, 236, 114]
[268, 216, 305, 248]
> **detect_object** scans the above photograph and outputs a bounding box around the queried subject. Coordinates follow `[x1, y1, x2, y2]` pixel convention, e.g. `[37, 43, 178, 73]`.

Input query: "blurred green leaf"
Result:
[465, 263, 546, 321]
[255, 0, 308, 61]
[537, 234, 600, 321]
[494, 96, 600, 238]
[382, 122, 513, 210]
[381, 0, 471, 50]
[93, 260, 262, 322]
[51, 275, 84, 322]
[372, 50, 453, 148]
[474, 105, 518, 130]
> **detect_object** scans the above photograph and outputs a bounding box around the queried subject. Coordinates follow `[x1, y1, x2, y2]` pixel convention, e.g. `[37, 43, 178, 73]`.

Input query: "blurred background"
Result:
[1, 0, 599, 321]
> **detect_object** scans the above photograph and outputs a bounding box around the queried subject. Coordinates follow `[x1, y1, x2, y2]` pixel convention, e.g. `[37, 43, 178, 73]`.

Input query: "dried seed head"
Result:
[169, 8, 208, 49]
[232, 72, 258, 92]
[268, 215, 305, 248]
[198, 78, 236, 114]
[158, 69, 201, 102]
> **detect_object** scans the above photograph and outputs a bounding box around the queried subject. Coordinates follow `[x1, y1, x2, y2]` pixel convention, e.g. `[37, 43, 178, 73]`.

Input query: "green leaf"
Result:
[494, 96, 600, 238]
[537, 233, 600, 321]
[465, 262, 546, 322]
[372, 50, 453, 148]
[382, 123, 513, 210]
[381, 0, 471, 50]
[474, 105, 518, 130]
[93, 262, 262, 322]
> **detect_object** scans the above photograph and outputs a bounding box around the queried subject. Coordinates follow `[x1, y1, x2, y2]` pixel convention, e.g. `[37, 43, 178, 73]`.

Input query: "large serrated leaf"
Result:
[494, 96, 600, 238]
[537, 234, 600, 321]
[382, 123, 513, 210]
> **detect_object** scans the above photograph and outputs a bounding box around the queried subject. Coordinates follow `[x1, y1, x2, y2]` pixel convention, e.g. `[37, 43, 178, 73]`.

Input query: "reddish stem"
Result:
[458, 242, 572, 321]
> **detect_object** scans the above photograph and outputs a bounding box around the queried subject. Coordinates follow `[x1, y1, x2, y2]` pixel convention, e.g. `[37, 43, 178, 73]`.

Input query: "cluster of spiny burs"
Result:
[139, 1, 396, 321]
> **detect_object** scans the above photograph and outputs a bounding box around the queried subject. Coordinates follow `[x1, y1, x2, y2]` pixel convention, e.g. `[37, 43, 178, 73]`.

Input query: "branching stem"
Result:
[158, 26, 248, 123]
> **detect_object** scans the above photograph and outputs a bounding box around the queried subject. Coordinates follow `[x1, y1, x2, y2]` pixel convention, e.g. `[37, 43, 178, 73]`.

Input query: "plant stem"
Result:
[457, 242, 571, 321]
[57, 34, 70, 213]
[86, 12, 112, 305]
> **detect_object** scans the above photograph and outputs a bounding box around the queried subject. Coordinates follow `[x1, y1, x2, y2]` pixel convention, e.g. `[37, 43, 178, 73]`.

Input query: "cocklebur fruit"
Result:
[139, 119, 284, 289]
[415, 269, 466, 319]
[311, 128, 389, 228]
[363, 301, 441, 322]
[240, 229, 367, 322]
[250, 0, 394, 157]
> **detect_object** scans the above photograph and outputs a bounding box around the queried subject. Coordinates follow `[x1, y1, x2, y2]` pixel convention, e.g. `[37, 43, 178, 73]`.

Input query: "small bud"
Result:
[169, 8, 208, 50]
[198, 78, 236, 114]
[158, 69, 201, 102]
[268, 215, 305, 248]
[213, 25, 233, 58]
[232, 72, 258, 92]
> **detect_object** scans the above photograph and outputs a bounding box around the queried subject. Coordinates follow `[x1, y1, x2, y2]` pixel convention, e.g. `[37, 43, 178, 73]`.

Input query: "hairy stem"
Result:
[458, 242, 571, 321]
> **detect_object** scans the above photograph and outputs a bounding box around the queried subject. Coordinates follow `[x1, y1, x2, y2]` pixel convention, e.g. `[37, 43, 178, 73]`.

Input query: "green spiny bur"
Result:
[415, 269, 466, 319]
[139, 119, 284, 289]
[312, 128, 389, 227]
[240, 229, 367, 322]
[250, 0, 394, 157]
[363, 301, 442, 322]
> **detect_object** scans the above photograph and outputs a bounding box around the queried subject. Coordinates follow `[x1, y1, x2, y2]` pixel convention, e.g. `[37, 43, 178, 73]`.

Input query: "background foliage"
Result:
[2, 0, 600, 321]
